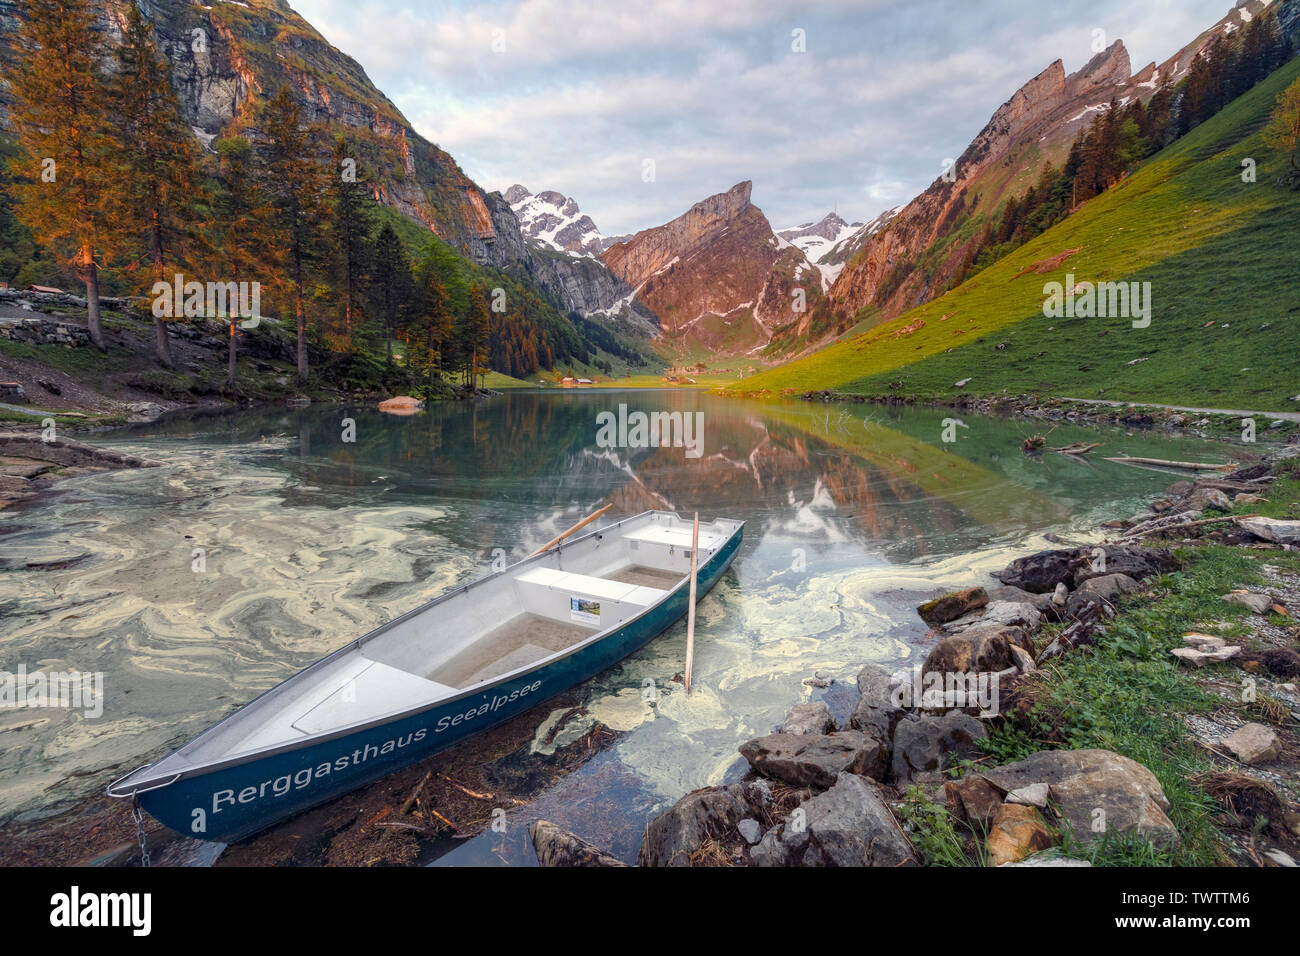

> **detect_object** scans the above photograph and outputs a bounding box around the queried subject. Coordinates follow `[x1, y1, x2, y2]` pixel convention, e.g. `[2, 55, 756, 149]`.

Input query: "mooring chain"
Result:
[131, 796, 151, 868]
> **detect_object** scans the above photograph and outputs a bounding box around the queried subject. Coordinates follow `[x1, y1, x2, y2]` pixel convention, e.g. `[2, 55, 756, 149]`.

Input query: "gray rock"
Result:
[1222, 590, 1274, 614]
[1067, 572, 1139, 617]
[1171, 645, 1241, 667]
[736, 818, 762, 845]
[1006, 782, 1050, 807]
[998, 849, 1092, 867]
[948, 600, 1043, 633]
[1009, 644, 1036, 674]
[995, 549, 1075, 593]
[638, 783, 760, 866]
[1236, 517, 1300, 545]
[1221, 723, 1281, 765]
[891, 713, 987, 783]
[849, 663, 906, 740]
[1053, 582, 1068, 606]
[778, 701, 836, 736]
[750, 772, 916, 867]
[740, 730, 889, 787]
[1183, 487, 1232, 512]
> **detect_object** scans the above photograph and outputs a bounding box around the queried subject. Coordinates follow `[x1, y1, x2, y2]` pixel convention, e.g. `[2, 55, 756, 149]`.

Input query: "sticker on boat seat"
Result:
[570, 597, 600, 625]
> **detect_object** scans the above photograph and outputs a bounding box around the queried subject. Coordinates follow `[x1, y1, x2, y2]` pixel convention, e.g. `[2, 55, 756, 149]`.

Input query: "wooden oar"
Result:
[685, 512, 699, 695]
[531, 504, 613, 555]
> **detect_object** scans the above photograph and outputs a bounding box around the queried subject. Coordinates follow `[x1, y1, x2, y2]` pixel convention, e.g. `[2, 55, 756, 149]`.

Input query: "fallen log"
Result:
[1121, 513, 1263, 541]
[1105, 456, 1236, 472]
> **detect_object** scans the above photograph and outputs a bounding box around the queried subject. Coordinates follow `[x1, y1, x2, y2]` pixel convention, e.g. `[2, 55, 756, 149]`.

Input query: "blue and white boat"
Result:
[108, 511, 744, 843]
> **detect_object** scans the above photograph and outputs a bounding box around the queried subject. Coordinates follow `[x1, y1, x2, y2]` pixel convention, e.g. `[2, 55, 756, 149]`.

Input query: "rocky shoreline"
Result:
[529, 440, 1300, 867]
[0, 430, 164, 510]
[796, 389, 1300, 441]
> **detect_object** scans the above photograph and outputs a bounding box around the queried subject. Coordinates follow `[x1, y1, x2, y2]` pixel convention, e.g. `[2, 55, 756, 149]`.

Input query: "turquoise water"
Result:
[0, 391, 1246, 863]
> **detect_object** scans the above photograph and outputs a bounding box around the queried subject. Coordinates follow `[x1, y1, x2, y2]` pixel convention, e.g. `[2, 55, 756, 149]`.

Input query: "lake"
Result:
[0, 390, 1243, 864]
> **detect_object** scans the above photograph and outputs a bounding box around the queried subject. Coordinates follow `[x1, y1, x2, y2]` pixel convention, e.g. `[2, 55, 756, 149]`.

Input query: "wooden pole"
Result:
[531, 504, 613, 555]
[1104, 456, 1235, 472]
[684, 512, 699, 695]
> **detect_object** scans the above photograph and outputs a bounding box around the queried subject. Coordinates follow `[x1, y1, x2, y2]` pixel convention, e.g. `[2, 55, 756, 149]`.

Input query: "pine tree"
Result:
[328, 136, 375, 351]
[6, 0, 116, 350]
[109, 1, 210, 369]
[213, 136, 277, 388]
[454, 285, 491, 389]
[366, 222, 413, 365]
[259, 87, 328, 381]
[408, 264, 452, 384]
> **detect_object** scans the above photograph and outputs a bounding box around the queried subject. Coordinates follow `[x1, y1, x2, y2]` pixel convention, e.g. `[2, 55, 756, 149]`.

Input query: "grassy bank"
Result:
[726, 57, 1300, 412]
[904, 456, 1300, 866]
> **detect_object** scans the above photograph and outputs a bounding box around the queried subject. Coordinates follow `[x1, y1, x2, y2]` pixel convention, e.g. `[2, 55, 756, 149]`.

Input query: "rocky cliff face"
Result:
[823, 1, 1270, 342]
[0, 0, 524, 269]
[601, 182, 820, 354]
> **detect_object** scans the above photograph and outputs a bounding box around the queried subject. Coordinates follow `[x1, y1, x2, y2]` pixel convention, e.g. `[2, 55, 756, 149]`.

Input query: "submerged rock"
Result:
[778, 702, 836, 736]
[917, 587, 988, 626]
[750, 772, 916, 867]
[529, 820, 627, 867]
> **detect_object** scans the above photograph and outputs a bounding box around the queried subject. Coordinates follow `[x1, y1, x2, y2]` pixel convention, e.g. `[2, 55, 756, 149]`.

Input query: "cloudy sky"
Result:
[291, 0, 1240, 235]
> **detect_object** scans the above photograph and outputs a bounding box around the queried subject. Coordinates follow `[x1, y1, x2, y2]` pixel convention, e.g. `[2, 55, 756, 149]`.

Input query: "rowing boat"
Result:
[107, 510, 744, 843]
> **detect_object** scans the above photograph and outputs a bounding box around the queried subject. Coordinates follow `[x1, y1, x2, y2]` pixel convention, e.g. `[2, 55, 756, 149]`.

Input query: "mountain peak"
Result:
[1067, 39, 1131, 94]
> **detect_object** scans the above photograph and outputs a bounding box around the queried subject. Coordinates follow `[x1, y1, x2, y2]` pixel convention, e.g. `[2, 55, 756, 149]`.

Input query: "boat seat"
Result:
[515, 567, 665, 606]
[290, 661, 455, 735]
[623, 524, 720, 551]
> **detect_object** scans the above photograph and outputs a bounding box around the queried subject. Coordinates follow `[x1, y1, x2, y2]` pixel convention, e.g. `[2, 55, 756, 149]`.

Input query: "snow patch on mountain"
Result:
[779, 209, 898, 286]
[505, 184, 627, 257]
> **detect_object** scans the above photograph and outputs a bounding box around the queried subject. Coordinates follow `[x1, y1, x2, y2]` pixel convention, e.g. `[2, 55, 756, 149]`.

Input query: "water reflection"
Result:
[0, 391, 1242, 862]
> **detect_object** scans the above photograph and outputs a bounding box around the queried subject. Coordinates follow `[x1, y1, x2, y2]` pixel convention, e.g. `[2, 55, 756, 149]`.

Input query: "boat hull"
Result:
[137, 528, 741, 843]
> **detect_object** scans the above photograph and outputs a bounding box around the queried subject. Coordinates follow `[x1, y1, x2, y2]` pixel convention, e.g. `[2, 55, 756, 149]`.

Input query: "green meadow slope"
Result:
[730, 57, 1300, 411]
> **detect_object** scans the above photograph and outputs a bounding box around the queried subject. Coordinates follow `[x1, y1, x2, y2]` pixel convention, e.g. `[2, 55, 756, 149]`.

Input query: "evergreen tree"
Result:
[328, 136, 375, 350]
[6, 0, 116, 350]
[454, 285, 491, 389]
[407, 263, 452, 384]
[109, 1, 210, 369]
[213, 136, 277, 388]
[259, 87, 328, 381]
[366, 222, 413, 365]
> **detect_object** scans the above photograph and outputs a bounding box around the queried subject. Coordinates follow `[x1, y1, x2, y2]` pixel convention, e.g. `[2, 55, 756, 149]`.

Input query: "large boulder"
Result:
[529, 820, 627, 867]
[1068, 545, 1178, 587]
[639, 782, 766, 867]
[891, 713, 987, 783]
[740, 730, 889, 787]
[1237, 517, 1300, 545]
[750, 772, 916, 867]
[996, 545, 1177, 593]
[947, 600, 1043, 634]
[995, 549, 1076, 593]
[980, 749, 1177, 849]
[922, 625, 1023, 678]
[917, 587, 988, 626]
